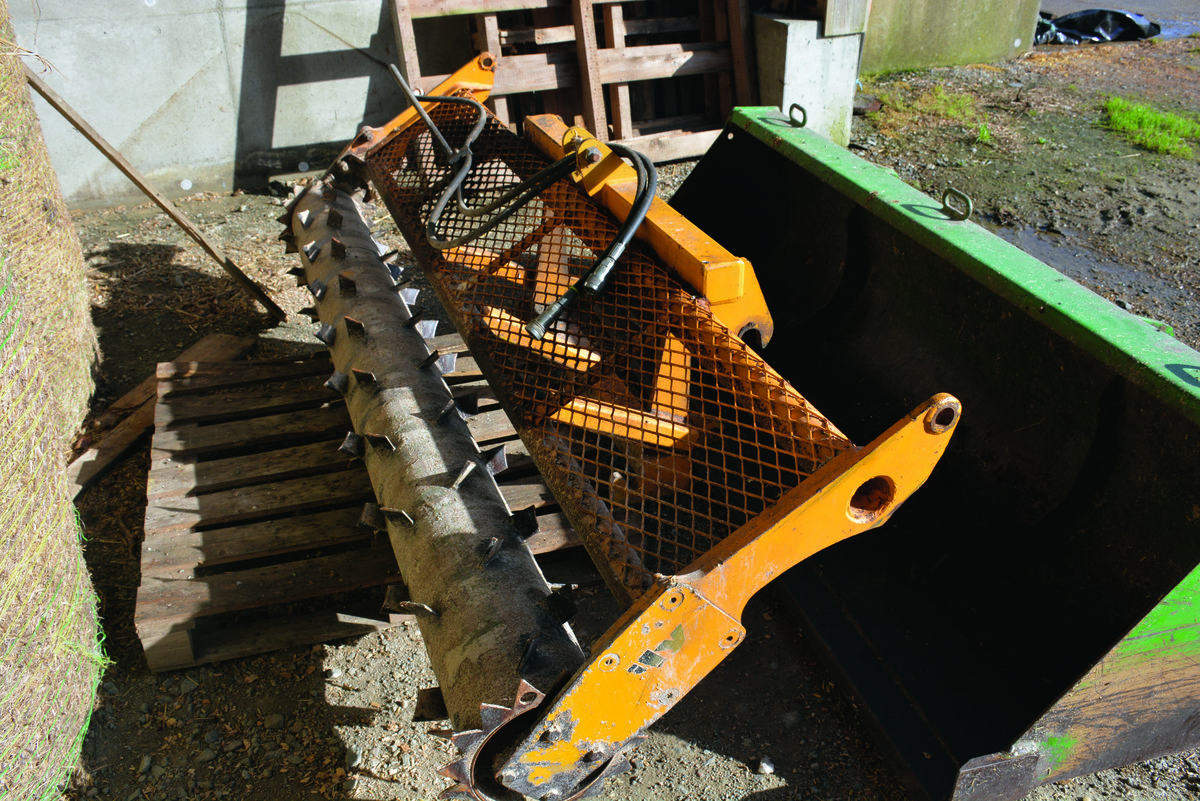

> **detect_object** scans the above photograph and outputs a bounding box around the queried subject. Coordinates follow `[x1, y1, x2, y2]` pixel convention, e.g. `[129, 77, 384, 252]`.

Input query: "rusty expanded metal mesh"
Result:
[367, 104, 852, 602]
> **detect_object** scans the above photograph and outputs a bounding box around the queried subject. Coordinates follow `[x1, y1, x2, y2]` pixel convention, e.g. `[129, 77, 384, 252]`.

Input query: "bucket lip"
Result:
[729, 106, 1200, 425]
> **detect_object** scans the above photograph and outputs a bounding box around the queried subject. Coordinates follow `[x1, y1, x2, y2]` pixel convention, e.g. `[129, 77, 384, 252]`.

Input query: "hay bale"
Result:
[0, 4, 103, 798]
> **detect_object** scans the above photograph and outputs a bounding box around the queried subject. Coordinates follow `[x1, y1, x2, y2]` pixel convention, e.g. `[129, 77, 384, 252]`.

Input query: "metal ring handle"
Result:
[941, 187, 973, 221]
[788, 103, 807, 128]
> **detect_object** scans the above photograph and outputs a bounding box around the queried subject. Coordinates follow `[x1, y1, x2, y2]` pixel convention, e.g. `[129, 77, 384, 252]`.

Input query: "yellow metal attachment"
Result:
[524, 114, 774, 346]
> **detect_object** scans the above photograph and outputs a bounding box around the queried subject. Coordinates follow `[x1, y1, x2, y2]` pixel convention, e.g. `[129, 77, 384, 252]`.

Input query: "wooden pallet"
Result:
[389, 0, 756, 162]
[135, 342, 578, 672]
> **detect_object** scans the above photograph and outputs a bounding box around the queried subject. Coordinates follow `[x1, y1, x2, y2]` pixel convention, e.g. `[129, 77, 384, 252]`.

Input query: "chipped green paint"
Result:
[655, 624, 685, 654]
[1043, 734, 1080, 773]
[1114, 567, 1200, 661]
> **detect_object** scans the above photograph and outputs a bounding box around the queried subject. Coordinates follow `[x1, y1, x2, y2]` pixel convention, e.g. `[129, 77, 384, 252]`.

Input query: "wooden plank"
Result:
[597, 42, 731, 85]
[499, 475, 558, 510]
[465, 408, 519, 444]
[500, 23, 575, 46]
[390, 0, 425, 93]
[150, 404, 350, 456]
[625, 16, 702, 36]
[711, 0, 735, 118]
[25, 67, 285, 321]
[67, 336, 257, 496]
[726, 0, 757, 104]
[603, 4, 634, 140]
[147, 438, 356, 499]
[616, 127, 722, 163]
[429, 332, 470, 353]
[188, 602, 414, 670]
[143, 470, 375, 534]
[135, 544, 401, 629]
[141, 507, 367, 574]
[154, 381, 336, 427]
[476, 14, 512, 127]
[409, 0, 563, 19]
[526, 510, 581, 553]
[571, 0, 608, 137]
[157, 356, 332, 395]
[85, 335, 256, 435]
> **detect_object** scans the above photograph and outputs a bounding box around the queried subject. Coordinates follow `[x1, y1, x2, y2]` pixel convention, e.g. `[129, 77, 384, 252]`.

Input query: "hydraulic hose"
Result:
[526, 144, 657, 340]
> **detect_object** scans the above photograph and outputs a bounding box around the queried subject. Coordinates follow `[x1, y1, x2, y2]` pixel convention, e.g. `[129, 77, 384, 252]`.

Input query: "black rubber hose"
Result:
[527, 144, 657, 339]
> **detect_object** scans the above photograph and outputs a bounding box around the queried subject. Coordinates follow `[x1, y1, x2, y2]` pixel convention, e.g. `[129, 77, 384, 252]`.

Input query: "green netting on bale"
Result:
[0, 4, 104, 799]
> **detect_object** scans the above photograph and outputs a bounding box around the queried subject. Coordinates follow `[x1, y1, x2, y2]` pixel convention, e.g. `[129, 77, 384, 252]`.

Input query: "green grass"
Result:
[1103, 96, 1200, 157]
[974, 121, 993, 144]
[915, 85, 976, 120]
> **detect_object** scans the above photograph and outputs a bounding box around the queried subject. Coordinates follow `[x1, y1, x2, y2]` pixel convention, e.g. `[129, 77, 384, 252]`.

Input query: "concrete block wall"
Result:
[860, 0, 1041, 74]
[10, 1, 470, 206]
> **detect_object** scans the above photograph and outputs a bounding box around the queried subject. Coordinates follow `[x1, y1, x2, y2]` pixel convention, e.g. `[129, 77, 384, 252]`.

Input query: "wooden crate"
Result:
[390, 0, 756, 162]
[135, 342, 579, 672]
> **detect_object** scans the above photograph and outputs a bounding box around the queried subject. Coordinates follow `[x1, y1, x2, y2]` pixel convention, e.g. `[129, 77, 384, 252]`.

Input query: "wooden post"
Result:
[602, 4, 633, 140]
[24, 67, 287, 322]
[475, 13, 512, 127]
[390, 0, 424, 95]
[571, 0, 608, 138]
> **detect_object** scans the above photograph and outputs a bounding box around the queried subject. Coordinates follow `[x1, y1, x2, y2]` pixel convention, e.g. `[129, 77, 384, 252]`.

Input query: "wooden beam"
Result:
[490, 44, 731, 97]
[390, 0, 424, 93]
[409, 0, 563, 18]
[602, 4, 633, 140]
[475, 13, 512, 127]
[726, 0, 757, 104]
[24, 67, 286, 321]
[571, 0, 607, 137]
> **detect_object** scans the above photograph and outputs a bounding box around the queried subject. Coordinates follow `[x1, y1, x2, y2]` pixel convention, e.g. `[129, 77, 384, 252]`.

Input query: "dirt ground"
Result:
[66, 35, 1199, 801]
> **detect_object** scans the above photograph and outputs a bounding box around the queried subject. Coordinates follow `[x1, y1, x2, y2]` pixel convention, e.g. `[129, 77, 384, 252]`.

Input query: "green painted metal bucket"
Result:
[671, 106, 1200, 801]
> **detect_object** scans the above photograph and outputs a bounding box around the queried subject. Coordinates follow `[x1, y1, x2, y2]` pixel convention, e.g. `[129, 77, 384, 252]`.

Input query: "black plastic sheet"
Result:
[1035, 9, 1162, 44]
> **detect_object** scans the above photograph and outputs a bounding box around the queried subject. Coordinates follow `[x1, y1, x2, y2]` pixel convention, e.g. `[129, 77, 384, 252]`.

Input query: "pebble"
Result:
[197, 749, 217, 763]
[263, 713, 285, 730]
[104, 682, 119, 695]
[757, 757, 775, 775]
[179, 677, 199, 694]
[138, 755, 153, 774]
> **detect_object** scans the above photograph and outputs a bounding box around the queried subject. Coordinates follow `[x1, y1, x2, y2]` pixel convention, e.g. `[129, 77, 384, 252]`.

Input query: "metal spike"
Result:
[482, 536, 504, 566]
[282, 184, 309, 214]
[381, 507, 415, 526]
[324, 370, 350, 394]
[296, 208, 312, 229]
[351, 367, 376, 386]
[307, 279, 326, 300]
[436, 353, 458, 374]
[302, 241, 320, 262]
[413, 687, 449, 722]
[508, 506, 540, 539]
[437, 400, 460, 424]
[315, 323, 336, 347]
[450, 459, 477, 490]
[387, 262, 404, 283]
[430, 728, 456, 741]
[380, 248, 399, 262]
[358, 502, 385, 531]
[448, 730, 484, 752]
[451, 390, 479, 415]
[321, 185, 336, 201]
[400, 287, 420, 306]
[482, 446, 508, 477]
[331, 237, 347, 259]
[327, 207, 344, 229]
[539, 587, 577, 625]
[479, 704, 511, 733]
[365, 432, 395, 451]
[344, 316, 366, 338]
[419, 349, 441, 370]
[337, 273, 357, 295]
[382, 584, 410, 612]
[403, 307, 426, 328]
[339, 432, 365, 458]
[396, 601, 439, 620]
[415, 319, 439, 340]
[438, 759, 471, 785]
[518, 634, 541, 675]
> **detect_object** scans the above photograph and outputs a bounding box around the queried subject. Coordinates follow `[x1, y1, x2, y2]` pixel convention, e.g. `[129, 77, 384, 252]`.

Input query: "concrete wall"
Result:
[860, 0, 1040, 74]
[10, 1, 470, 205]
